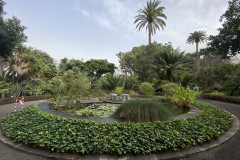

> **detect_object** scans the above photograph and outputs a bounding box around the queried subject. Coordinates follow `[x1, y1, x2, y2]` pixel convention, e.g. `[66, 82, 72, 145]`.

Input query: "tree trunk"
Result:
[196, 42, 200, 73]
[122, 70, 127, 89]
[167, 69, 171, 82]
[148, 23, 152, 45]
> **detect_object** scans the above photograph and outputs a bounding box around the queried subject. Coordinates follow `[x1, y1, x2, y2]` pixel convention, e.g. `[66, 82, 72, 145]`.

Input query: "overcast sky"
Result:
[4, 0, 229, 65]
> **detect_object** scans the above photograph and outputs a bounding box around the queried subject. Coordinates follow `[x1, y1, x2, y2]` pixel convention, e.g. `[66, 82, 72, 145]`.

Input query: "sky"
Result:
[3, 0, 229, 65]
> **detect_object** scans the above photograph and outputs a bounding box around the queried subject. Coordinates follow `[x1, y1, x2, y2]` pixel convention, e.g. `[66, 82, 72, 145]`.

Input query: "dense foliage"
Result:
[112, 100, 182, 122]
[1, 101, 233, 155]
[139, 82, 154, 97]
[0, 1, 27, 60]
[207, 0, 240, 58]
[167, 86, 202, 110]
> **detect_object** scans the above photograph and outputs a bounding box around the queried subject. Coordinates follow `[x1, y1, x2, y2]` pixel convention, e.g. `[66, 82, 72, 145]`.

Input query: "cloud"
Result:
[92, 12, 118, 31]
[74, 0, 80, 12]
[81, 9, 90, 18]
[80, 10, 117, 31]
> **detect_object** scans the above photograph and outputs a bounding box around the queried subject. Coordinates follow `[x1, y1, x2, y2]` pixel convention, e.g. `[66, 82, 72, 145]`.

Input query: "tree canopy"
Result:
[0, 1, 27, 60]
[207, 0, 240, 58]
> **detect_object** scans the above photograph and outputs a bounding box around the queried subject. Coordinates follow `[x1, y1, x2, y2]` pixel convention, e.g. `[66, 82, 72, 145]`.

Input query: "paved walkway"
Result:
[0, 99, 239, 160]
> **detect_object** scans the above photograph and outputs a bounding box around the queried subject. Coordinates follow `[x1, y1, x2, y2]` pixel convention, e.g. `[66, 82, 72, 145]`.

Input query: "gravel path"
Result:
[0, 99, 239, 160]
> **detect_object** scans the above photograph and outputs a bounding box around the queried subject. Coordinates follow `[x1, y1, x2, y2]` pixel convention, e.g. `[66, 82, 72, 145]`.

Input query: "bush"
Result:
[211, 91, 226, 96]
[167, 86, 201, 111]
[1, 101, 233, 155]
[161, 82, 178, 95]
[202, 93, 240, 104]
[112, 100, 181, 122]
[129, 90, 139, 97]
[139, 82, 154, 97]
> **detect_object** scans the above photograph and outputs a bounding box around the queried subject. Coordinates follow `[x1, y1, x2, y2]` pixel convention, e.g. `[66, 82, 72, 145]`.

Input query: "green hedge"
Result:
[202, 93, 240, 104]
[1, 101, 233, 155]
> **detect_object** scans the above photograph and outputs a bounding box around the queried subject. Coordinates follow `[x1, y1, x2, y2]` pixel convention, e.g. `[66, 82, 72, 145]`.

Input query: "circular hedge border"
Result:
[1, 101, 233, 155]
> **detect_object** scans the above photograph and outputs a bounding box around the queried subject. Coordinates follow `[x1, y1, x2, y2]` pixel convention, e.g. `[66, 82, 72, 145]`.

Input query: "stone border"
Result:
[0, 114, 238, 160]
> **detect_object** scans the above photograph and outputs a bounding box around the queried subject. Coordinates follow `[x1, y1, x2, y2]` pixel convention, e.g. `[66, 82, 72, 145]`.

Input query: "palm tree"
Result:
[186, 30, 207, 71]
[134, 0, 167, 45]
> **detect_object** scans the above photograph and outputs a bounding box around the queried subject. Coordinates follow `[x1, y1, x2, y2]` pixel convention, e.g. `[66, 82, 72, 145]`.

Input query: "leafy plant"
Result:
[75, 108, 96, 117]
[0, 80, 10, 95]
[168, 86, 201, 110]
[115, 86, 123, 96]
[64, 72, 91, 107]
[1, 101, 233, 155]
[139, 82, 154, 97]
[9, 83, 23, 97]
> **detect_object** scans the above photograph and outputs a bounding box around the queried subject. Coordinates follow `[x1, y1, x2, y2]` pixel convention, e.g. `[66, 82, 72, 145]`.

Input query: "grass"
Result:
[112, 100, 183, 122]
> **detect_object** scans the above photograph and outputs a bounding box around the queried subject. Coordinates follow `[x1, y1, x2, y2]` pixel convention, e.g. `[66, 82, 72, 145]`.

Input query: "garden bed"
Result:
[1, 101, 233, 155]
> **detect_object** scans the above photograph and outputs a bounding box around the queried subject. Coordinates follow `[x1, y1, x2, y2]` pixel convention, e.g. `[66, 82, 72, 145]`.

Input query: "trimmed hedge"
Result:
[1, 101, 233, 155]
[0, 95, 53, 105]
[202, 93, 240, 104]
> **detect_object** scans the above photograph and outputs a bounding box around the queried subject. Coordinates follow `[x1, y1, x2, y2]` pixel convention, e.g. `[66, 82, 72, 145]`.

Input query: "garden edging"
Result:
[0, 102, 239, 160]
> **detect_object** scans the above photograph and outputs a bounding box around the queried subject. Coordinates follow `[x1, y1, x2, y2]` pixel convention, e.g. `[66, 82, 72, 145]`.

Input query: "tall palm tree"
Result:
[186, 30, 207, 71]
[134, 0, 167, 45]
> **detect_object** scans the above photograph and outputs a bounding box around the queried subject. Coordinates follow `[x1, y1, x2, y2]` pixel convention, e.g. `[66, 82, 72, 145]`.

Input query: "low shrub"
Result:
[1, 101, 233, 155]
[202, 93, 240, 104]
[139, 82, 154, 97]
[167, 86, 201, 111]
[129, 90, 139, 97]
[161, 82, 178, 95]
[211, 91, 226, 96]
[112, 100, 181, 122]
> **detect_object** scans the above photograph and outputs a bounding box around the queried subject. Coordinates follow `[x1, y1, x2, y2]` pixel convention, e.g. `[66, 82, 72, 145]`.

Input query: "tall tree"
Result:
[6, 45, 57, 82]
[84, 59, 116, 79]
[207, 0, 240, 58]
[134, 0, 167, 45]
[0, 0, 27, 60]
[186, 30, 207, 71]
